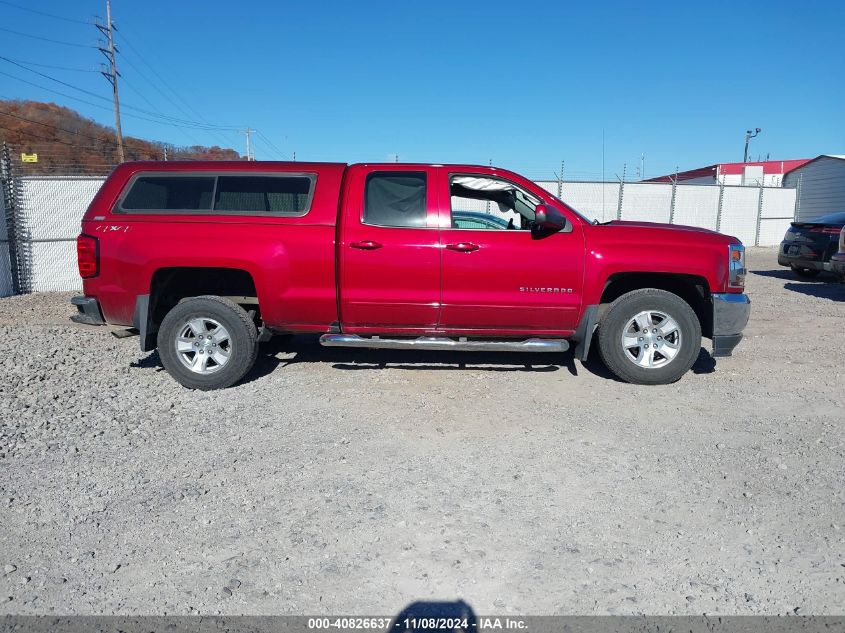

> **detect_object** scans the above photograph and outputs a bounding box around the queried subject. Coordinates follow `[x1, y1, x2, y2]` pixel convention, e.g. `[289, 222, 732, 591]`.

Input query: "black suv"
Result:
[778, 212, 845, 278]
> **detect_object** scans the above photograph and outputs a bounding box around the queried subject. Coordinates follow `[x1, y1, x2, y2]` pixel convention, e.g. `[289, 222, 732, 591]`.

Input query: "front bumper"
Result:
[711, 292, 750, 357]
[70, 295, 105, 325]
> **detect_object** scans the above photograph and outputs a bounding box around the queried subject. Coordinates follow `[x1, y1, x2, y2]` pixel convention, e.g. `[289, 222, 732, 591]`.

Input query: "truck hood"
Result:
[602, 220, 716, 233]
[598, 219, 738, 242]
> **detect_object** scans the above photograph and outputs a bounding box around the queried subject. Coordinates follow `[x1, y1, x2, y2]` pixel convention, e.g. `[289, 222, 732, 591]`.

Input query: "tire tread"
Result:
[157, 295, 258, 390]
[597, 288, 701, 385]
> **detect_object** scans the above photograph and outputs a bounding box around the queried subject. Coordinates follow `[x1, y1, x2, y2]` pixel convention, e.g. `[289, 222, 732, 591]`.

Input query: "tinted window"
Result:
[214, 175, 313, 214]
[121, 176, 214, 211]
[811, 212, 845, 224]
[364, 172, 427, 227]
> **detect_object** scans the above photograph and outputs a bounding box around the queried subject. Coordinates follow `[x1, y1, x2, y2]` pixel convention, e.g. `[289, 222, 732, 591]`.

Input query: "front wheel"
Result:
[598, 288, 701, 385]
[157, 295, 258, 390]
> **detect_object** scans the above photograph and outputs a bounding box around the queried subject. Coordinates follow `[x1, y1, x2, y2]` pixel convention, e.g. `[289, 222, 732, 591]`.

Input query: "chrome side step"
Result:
[319, 334, 569, 353]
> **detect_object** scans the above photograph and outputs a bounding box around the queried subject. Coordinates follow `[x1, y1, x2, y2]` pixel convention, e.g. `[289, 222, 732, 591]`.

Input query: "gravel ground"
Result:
[0, 247, 843, 616]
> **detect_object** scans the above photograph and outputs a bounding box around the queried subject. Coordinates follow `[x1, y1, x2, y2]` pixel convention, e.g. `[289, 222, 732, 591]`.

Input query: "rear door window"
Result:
[364, 172, 427, 227]
[120, 176, 215, 211]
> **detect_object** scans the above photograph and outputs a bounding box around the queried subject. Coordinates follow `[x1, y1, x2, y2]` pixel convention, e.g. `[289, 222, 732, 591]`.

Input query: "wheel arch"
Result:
[598, 272, 713, 339]
[135, 266, 260, 352]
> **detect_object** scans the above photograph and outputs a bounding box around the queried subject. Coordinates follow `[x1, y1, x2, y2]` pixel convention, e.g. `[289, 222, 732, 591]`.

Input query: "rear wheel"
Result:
[598, 288, 701, 385]
[791, 265, 820, 278]
[157, 295, 258, 390]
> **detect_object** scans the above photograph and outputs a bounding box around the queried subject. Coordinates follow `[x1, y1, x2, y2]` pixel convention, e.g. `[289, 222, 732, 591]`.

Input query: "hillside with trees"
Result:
[0, 99, 242, 175]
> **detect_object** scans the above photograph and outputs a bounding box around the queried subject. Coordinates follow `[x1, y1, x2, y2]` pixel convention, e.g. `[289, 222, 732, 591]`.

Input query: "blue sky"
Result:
[0, 0, 842, 179]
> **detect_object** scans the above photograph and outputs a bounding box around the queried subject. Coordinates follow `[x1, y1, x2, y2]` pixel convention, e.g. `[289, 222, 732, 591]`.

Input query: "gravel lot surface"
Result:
[1, 248, 843, 616]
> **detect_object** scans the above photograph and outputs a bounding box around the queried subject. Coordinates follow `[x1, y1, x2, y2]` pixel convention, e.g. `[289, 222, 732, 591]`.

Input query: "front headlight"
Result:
[729, 243, 746, 289]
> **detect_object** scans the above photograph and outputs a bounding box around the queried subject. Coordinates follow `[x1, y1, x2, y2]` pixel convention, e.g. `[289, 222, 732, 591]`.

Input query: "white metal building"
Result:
[782, 155, 845, 222]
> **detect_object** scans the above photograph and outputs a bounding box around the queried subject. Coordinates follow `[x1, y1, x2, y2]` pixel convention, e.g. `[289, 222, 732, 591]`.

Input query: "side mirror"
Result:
[533, 203, 568, 231]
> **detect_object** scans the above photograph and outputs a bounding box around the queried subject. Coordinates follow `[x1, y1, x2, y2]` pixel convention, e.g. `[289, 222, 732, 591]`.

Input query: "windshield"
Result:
[807, 211, 845, 224]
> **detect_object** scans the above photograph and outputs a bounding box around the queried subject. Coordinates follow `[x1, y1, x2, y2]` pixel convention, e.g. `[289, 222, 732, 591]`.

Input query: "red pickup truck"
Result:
[72, 161, 750, 389]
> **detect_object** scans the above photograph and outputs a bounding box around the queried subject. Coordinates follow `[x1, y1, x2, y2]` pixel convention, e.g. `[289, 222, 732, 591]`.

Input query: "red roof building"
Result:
[646, 159, 811, 187]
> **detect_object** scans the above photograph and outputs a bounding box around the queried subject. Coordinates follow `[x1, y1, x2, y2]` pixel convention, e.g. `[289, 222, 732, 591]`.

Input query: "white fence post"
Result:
[668, 177, 678, 224]
[715, 182, 725, 233]
[616, 163, 626, 220]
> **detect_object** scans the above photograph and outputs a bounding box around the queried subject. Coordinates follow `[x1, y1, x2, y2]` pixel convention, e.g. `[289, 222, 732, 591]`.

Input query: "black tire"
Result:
[157, 295, 258, 390]
[597, 288, 701, 385]
[791, 265, 820, 278]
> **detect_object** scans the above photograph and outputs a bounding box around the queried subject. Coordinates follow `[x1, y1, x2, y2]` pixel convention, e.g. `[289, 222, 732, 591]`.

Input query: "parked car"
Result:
[452, 211, 511, 230]
[829, 226, 845, 282]
[778, 211, 845, 278]
[72, 161, 750, 389]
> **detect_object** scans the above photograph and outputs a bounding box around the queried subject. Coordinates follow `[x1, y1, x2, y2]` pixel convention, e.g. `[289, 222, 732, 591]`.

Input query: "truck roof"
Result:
[113, 160, 512, 171]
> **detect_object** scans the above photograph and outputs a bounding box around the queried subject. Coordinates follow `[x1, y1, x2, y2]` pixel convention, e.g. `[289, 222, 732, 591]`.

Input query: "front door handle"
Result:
[350, 240, 383, 250]
[445, 242, 479, 252]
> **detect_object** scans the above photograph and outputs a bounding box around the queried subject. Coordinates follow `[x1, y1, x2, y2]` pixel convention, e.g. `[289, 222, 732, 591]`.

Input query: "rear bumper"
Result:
[711, 292, 750, 357]
[831, 253, 845, 277]
[778, 240, 834, 270]
[777, 253, 831, 271]
[70, 295, 105, 325]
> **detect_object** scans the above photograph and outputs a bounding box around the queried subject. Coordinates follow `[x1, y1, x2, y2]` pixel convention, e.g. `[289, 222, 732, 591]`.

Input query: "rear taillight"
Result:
[76, 234, 99, 278]
[809, 226, 842, 235]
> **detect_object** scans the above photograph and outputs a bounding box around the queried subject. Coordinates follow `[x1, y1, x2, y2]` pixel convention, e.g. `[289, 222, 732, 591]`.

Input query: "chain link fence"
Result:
[1, 158, 797, 298]
[534, 180, 797, 246]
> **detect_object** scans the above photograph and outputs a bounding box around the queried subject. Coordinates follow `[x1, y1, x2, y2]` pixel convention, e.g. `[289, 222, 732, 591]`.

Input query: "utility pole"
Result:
[96, 0, 124, 163]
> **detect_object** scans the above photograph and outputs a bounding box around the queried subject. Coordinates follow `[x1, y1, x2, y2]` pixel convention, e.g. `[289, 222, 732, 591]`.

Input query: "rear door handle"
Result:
[350, 240, 382, 250]
[445, 242, 479, 252]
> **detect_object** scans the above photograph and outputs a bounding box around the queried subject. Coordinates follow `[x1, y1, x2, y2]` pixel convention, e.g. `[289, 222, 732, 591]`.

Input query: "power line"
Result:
[0, 0, 89, 24]
[0, 68, 117, 112]
[0, 58, 96, 73]
[115, 48, 232, 148]
[0, 70, 239, 132]
[0, 26, 93, 48]
[0, 122, 111, 148]
[118, 75, 204, 147]
[0, 58, 242, 130]
[114, 28, 215, 127]
[255, 130, 287, 161]
[113, 28, 241, 151]
[0, 108, 121, 146]
[0, 111, 238, 161]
